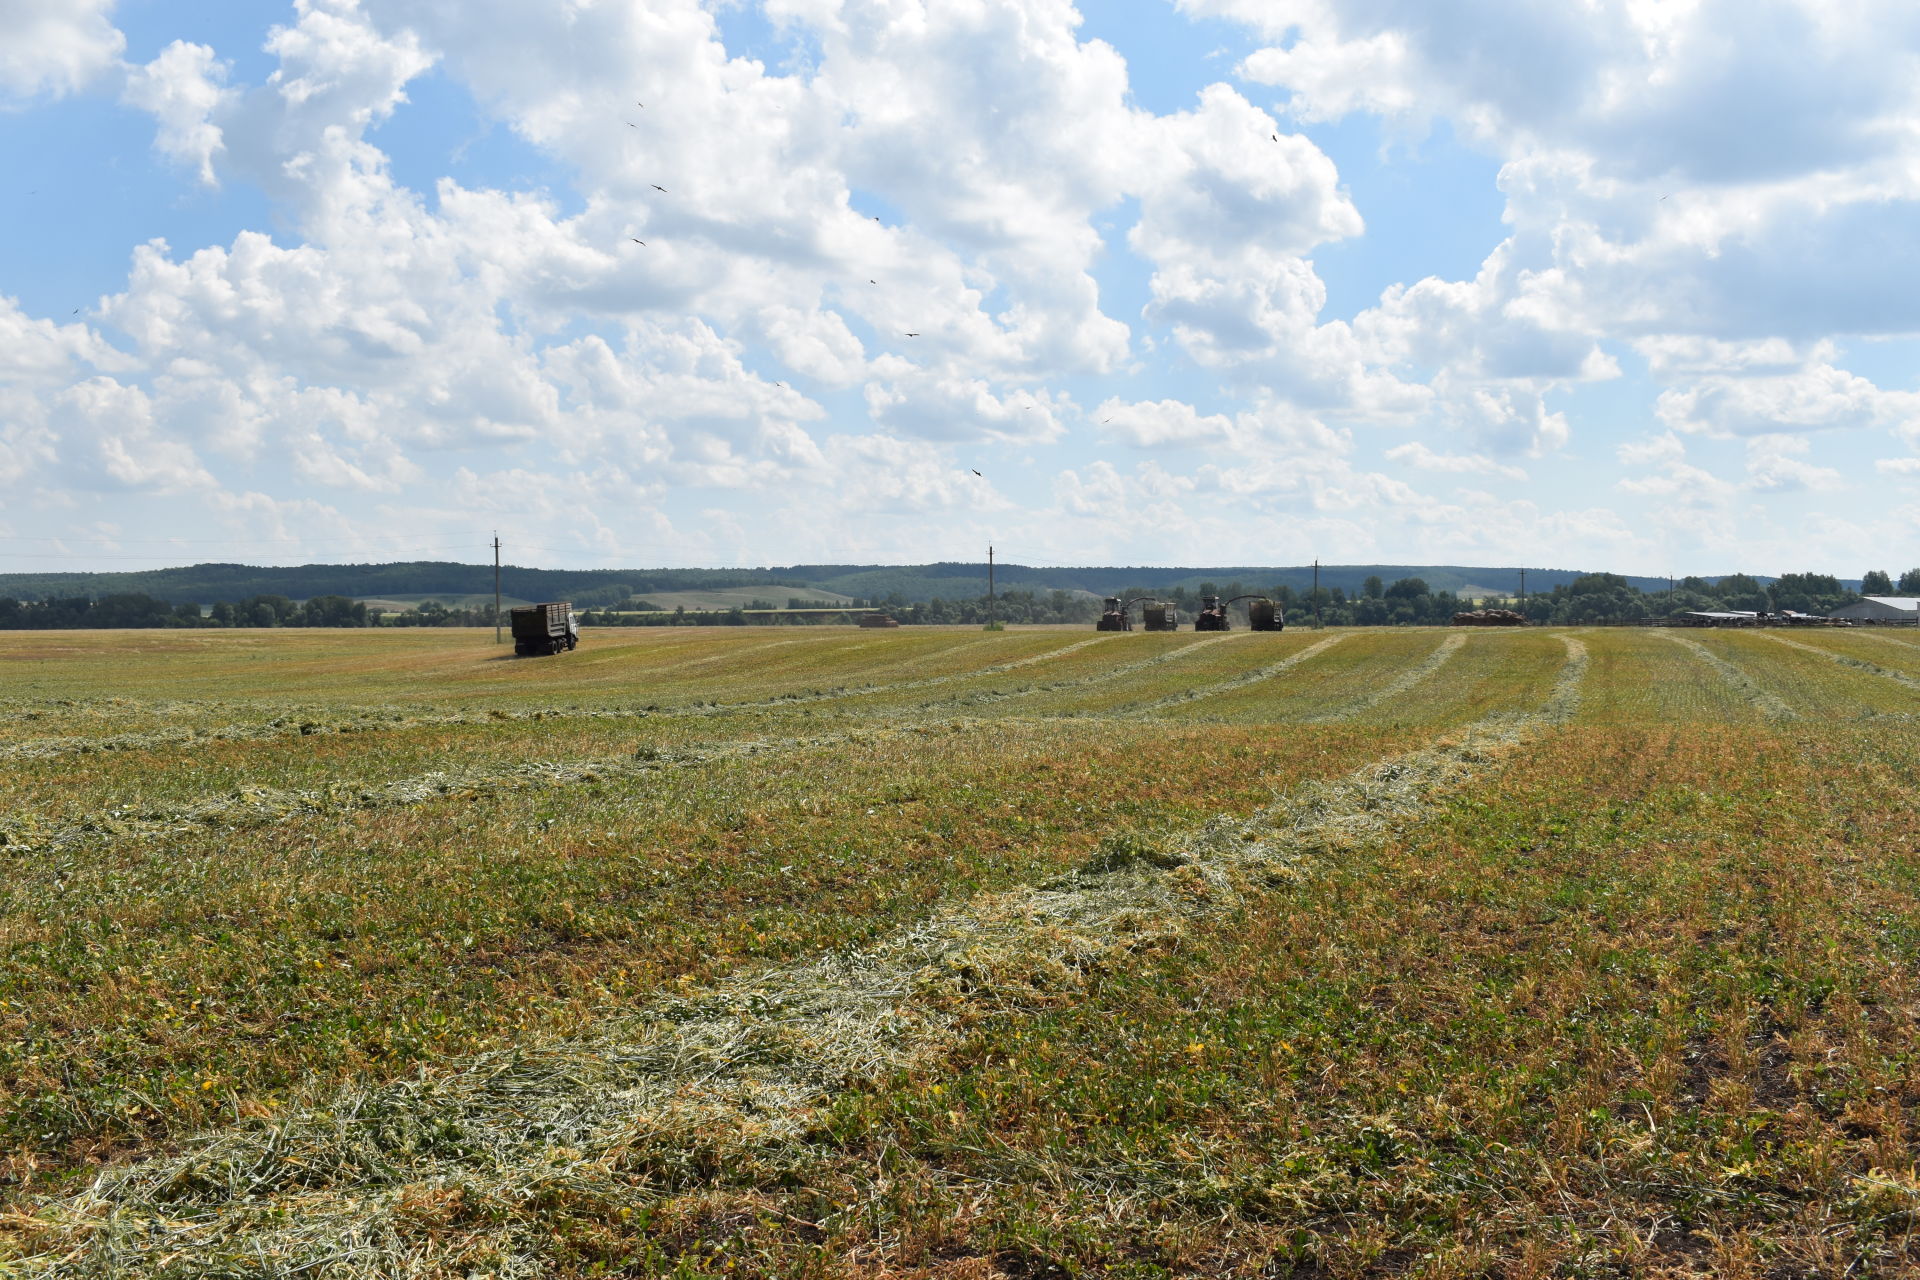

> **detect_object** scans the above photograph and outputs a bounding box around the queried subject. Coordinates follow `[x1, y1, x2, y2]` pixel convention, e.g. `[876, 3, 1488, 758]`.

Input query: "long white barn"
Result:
[1830, 596, 1920, 622]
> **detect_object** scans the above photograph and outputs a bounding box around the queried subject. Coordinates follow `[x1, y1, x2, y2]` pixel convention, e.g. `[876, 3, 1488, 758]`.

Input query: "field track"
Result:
[5, 625, 1920, 1278]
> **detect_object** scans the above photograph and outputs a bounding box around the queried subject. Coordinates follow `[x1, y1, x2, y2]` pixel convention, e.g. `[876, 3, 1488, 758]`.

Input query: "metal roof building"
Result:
[1830, 596, 1920, 622]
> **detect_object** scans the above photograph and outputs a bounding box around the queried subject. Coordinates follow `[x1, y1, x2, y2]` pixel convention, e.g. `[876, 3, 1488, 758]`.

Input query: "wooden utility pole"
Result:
[1519, 568, 1526, 610]
[493, 534, 502, 644]
[987, 545, 996, 628]
[1312, 558, 1321, 630]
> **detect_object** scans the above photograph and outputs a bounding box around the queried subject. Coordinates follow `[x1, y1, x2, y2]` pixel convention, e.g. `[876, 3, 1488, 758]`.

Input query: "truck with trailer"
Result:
[510, 602, 579, 656]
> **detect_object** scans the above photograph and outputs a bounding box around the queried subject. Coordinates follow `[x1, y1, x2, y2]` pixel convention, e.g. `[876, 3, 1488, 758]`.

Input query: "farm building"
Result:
[1829, 596, 1920, 622]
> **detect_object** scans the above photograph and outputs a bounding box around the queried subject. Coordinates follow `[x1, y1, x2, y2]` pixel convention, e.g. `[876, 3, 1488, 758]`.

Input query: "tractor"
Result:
[1196, 594, 1284, 631]
[1096, 596, 1133, 631]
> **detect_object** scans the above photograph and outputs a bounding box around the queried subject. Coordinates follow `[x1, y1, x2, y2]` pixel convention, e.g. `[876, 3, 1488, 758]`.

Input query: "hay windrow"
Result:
[920, 630, 1243, 710]
[0, 721, 985, 856]
[1758, 629, 1920, 693]
[0, 638, 1120, 762]
[1116, 633, 1344, 716]
[1299, 631, 1467, 723]
[1660, 632, 1795, 722]
[3, 640, 1590, 1279]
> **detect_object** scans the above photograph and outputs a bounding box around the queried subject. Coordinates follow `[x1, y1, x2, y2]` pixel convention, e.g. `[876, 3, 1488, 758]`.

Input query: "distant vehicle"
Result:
[1196, 594, 1284, 631]
[1096, 596, 1132, 631]
[1247, 598, 1284, 631]
[1142, 601, 1179, 631]
[511, 602, 578, 656]
[859, 613, 901, 628]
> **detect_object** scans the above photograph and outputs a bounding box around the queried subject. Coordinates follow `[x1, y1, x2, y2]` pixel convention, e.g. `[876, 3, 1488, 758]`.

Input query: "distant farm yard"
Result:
[3, 625, 1920, 1278]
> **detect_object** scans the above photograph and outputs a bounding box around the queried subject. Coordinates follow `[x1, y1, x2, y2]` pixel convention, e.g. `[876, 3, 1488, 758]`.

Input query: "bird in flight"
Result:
[904, 332, 919, 337]
[630, 238, 646, 245]
[652, 184, 667, 192]
[971, 469, 982, 477]
[1271, 134, 1277, 141]
[636, 101, 645, 108]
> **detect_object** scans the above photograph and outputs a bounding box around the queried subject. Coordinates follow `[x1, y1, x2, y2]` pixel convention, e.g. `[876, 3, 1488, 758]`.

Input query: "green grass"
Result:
[2, 624, 1918, 1277]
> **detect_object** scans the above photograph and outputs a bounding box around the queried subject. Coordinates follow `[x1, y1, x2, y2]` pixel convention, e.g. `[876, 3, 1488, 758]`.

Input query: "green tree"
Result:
[1862, 569, 1894, 595]
[1362, 575, 1384, 600]
[1899, 568, 1920, 594]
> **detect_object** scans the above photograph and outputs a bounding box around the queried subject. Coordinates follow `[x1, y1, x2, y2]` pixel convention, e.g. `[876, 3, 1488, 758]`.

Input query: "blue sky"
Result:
[3, 0, 1918, 577]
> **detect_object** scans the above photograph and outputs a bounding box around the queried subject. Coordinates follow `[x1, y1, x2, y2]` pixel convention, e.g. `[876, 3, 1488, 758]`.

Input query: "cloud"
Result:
[1209, 0, 1920, 187]
[1094, 397, 1234, 449]
[0, 0, 123, 102]
[1656, 363, 1920, 437]
[123, 41, 235, 185]
[1385, 441, 1526, 481]
[48, 377, 216, 493]
[863, 366, 1068, 445]
[1744, 435, 1843, 493]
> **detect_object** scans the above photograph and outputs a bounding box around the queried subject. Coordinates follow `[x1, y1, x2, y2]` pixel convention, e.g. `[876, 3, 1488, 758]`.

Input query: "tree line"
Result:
[3, 568, 1915, 630]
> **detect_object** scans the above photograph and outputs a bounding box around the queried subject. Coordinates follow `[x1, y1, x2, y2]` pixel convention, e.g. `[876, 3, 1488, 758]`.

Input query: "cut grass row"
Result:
[0, 717, 1433, 1202]
[3, 640, 1586, 1276]
[0, 631, 1585, 839]
[556, 721, 1920, 1277]
[0, 630, 1101, 745]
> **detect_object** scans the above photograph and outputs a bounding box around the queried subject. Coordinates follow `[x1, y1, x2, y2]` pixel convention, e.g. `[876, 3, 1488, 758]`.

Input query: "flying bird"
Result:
[971, 469, 982, 477]
[651, 184, 667, 192]
[904, 332, 919, 337]
[1271, 134, 1277, 141]
[630, 237, 646, 244]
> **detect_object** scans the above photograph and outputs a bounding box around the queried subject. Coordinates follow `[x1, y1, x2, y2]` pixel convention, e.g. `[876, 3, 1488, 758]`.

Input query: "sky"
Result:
[3, 0, 1919, 578]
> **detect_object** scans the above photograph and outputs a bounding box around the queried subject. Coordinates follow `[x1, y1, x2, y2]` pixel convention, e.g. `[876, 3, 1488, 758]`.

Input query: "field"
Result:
[2, 624, 1918, 1278]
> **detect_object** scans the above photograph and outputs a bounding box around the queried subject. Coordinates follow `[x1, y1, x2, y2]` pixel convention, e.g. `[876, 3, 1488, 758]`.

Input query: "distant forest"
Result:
[0, 558, 1694, 609]
[2, 567, 1912, 630]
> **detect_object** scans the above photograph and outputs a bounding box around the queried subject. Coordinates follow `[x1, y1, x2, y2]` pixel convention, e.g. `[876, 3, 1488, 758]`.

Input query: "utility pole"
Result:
[1312, 558, 1321, 630]
[493, 533, 502, 645]
[987, 544, 996, 629]
[1519, 568, 1526, 610]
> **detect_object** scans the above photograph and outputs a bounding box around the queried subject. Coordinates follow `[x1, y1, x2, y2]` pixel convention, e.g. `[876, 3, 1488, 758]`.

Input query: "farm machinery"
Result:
[1096, 596, 1180, 631]
[1194, 594, 1286, 631]
[511, 601, 579, 656]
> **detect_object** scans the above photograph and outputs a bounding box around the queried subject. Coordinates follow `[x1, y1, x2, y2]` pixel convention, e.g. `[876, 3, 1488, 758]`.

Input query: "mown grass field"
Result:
[2, 624, 1918, 1278]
